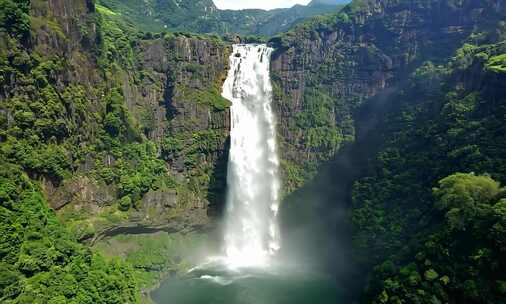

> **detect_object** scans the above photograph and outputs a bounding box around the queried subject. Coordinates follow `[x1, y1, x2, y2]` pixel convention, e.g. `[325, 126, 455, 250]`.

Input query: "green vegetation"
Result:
[349, 31, 506, 303]
[0, 0, 229, 222]
[1, 0, 231, 300]
[367, 173, 506, 303]
[295, 89, 343, 152]
[0, 46, 74, 182]
[2, 0, 506, 303]
[486, 53, 506, 73]
[271, 1, 506, 302]
[96, 4, 140, 72]
[0, 164, 139, 303]
[93, 232, 209, 289]
[180, 86, 231, 111]
[271, 68, 355, 192]
[0, 0, 30, 42]
[97, 0, 345, 36]
[274, 87, 351, 192]
[160, 128, 227, 203]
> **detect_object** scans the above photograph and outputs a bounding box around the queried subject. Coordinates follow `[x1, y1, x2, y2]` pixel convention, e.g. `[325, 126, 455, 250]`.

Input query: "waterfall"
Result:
[221, 44, 281, 269]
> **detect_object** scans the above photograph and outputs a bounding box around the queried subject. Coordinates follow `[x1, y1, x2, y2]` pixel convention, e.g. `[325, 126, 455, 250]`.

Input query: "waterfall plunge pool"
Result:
[151, 264, 343, 304]
[151, 263, 347, 304]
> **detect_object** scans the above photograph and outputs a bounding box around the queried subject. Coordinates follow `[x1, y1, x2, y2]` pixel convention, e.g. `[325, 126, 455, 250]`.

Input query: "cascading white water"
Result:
[221, 44, 281, 269]
[158, 47, 341, 304]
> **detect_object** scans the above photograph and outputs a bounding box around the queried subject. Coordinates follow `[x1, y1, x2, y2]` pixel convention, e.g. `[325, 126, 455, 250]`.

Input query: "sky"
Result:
[213, 0, 312, 10]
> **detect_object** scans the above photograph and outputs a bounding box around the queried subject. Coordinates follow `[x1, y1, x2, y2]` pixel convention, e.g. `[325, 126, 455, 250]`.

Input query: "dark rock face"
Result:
[125, 37, 232, 216]
[121, 37, 231, 150]
[83, 34, 231, 231]
[6, 0, 233, 236]
[270, 0, 505, 189]
[30, 0, 101, 86]
[47, 177, 115, 210]
[159, 38, 231, 135]
[142, 190, 178, 210]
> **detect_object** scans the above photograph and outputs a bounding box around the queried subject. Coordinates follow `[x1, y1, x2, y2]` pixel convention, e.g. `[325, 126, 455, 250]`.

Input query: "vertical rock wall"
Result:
[270, 0, 505, 190]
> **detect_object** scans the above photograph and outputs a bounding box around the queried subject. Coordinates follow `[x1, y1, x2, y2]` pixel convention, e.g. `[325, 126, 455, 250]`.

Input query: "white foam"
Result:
[221, 44, 281, 270]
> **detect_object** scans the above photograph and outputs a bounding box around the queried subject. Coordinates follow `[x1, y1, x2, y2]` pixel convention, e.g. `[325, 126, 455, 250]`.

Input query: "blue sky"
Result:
[213, 0, 312, 10]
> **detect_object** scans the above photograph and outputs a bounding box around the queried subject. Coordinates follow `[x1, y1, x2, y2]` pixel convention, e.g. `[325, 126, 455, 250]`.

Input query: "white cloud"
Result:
[213, 0, 312, 10]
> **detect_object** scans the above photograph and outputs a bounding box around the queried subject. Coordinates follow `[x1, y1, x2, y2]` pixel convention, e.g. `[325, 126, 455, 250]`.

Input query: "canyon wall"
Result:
[270, 0, 505, 191]
[1, 0, 232, 241]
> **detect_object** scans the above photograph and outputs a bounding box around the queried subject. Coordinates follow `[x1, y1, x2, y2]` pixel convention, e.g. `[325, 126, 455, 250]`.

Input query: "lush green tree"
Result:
[350, 23, 506, 302]
[0, 0, 30, 41]
[434, 173, 500, 231]
[368, 173, 506, 303]
[0, 164, 139, 303]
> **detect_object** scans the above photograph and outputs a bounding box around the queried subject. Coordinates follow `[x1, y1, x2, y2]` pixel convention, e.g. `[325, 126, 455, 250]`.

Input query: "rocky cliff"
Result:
[1, 0, 232, 242]
[271, 1, 506, 302]
[270, 0, 505, 191]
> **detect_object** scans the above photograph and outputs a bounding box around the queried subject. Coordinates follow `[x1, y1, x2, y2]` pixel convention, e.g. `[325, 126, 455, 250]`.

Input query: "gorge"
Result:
[152, 43, 341, 304]
[1, 0, 505, 304]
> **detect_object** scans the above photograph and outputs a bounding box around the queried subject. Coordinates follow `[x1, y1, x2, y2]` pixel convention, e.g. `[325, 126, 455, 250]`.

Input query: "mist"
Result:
[275, 84, 410, 303]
